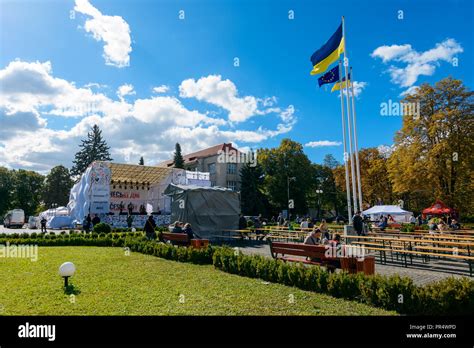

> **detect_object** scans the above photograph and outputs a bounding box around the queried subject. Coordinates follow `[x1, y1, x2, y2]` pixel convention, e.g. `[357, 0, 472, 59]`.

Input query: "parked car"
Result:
[3, 209, 25, 228]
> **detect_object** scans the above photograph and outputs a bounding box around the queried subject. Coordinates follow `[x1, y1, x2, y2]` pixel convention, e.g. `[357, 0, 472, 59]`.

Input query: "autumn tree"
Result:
[388, 77, 474, 213]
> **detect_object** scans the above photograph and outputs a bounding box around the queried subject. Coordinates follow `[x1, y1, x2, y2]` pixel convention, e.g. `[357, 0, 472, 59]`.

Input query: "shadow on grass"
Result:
[64, 284, 81, 295]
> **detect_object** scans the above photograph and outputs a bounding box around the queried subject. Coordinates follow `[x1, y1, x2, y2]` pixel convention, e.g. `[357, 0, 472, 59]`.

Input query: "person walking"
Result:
[352, 211, 364, 236]
[144, 215, 156, 240]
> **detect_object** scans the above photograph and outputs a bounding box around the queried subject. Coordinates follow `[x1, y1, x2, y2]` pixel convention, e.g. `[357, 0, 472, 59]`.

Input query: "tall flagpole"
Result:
[350, 67, 363, 211]
[338, 60, 352, 220]
[342, 16, 359, 214]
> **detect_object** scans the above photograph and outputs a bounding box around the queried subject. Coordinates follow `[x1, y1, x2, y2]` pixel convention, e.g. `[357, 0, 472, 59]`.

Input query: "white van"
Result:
[28, 216, 39, 229]
[3, 209, 25, 228]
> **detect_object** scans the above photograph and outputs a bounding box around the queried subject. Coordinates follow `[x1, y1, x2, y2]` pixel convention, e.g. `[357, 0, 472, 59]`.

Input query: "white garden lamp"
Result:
[59, 262, 76, 287]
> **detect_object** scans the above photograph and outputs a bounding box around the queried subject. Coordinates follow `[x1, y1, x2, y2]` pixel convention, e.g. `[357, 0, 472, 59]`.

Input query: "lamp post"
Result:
[59, 262, 76, 288]
[287, 176, 296, 221]
[51, 203, 58, 217]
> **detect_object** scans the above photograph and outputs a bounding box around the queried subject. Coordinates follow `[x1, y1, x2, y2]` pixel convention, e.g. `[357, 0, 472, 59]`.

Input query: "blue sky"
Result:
[0, 0, 472, 172]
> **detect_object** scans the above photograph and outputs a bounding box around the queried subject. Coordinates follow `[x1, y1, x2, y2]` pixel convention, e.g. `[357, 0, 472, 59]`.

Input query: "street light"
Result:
[51, 203, 58, 217]
[59, 262, 76, 288]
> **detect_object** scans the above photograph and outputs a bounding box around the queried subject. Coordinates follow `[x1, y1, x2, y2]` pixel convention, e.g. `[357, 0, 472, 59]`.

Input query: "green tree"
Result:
[258, 139, 315, 216]
[173, 143, 185, 169]
[323, 154, 340, 169]
[10, 170, 44, 217]
[388, 77, 474, 213]
[239, 162, 268, 216]
[139, 156, 144, 165]
[0, 167, 14, 216]
[71, 124, 113, 178]
[42, 165, 74, 208]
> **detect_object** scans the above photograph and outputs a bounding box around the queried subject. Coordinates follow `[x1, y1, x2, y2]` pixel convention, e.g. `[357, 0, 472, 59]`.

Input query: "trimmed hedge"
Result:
[211, 247, 474, 315]
[1, 234, 473, 315]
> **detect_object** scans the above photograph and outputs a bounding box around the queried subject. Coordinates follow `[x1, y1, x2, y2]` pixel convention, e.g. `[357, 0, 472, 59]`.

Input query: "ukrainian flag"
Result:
[331, 73, 351, 92]
[310, 23, 345, 75]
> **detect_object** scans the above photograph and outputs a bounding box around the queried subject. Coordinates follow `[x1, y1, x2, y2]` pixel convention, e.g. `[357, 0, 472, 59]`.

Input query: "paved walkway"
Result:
[220, 240, 469, 286]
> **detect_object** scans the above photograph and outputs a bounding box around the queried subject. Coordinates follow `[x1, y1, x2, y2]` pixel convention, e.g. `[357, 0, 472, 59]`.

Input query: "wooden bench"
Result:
[162, 232, 190, 245]
[269, 241, 339, 271]
[161, 232, 209, 248]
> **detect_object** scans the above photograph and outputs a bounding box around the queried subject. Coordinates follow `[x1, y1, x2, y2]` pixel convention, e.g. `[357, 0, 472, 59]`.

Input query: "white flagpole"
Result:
[350, 67, 363, 211]
[342, 16, 359, 214]
[338, 60, 352, 220]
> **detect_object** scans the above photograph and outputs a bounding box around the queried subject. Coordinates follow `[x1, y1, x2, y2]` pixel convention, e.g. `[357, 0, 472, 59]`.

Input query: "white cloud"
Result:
[305, 140, 341, 148]
[0, 60, 121, 117]
[179, 75, 261, 123]
[0, 61, 296, 172]
[348, 81, 367, 98]
[74, 0, 132, 68]
[152, 85, 170, 94]
[371, 39, 463, 87]
[400, 85, 419, 97]
[377, 144, 394, 158]
[117, 84, 135, 100]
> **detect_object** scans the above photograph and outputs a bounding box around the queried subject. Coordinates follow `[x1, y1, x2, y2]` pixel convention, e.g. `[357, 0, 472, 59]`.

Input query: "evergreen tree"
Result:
[173, 143, 185, 169]
[71, 125, 112, 177]
[239, 162, 268, 216]
[42, 165, 74, 207]
[139, 156, 144, 165]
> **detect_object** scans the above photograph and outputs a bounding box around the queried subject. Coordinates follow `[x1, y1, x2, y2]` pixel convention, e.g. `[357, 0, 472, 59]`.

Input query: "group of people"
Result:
[168, 221, 195, 240]
[303, 220, 340, 247]
[82, 214, 101, 233]
[427, 216, 461, 232]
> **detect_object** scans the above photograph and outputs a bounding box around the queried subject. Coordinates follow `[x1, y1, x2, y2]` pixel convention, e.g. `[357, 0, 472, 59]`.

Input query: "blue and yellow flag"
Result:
[331, 73, 351, 92]
[310, 23, 345, 75]
[318, 66, 339, 87]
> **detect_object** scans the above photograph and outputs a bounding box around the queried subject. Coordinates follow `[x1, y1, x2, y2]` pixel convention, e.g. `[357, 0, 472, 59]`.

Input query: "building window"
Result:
[227, 180, 237, 191]
[208, 163, 216, 174]
[227, 163, 237, 174]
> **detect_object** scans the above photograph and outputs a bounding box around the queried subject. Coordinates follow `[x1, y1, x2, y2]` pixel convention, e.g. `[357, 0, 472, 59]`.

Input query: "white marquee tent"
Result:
[362, 205, 413, 223]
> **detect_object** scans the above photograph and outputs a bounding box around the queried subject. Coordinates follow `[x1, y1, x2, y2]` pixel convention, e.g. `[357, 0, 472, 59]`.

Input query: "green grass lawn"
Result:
[0, 247, 396, 316]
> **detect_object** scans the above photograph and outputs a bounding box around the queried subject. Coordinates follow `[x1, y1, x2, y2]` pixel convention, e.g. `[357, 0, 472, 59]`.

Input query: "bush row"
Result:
[1, 235, 473, 314]
[212, 247, 474, 315]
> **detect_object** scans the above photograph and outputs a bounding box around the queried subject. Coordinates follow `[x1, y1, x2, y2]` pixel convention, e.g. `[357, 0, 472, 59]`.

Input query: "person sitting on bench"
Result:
[321, 231, 330, 245]
[183, 223, 194, 240]
[303, 228, 321, 245]
[172, 221, 183, 233]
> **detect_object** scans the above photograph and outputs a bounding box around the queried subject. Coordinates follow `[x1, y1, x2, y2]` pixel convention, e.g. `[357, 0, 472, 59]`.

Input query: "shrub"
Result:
[210, 248, 474, 315]
[93, 223, 111, 234]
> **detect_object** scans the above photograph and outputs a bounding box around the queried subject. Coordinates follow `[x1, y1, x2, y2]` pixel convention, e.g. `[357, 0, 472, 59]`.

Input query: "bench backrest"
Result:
[270, 242, 338, 260]
[162, 232, 189, 242]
